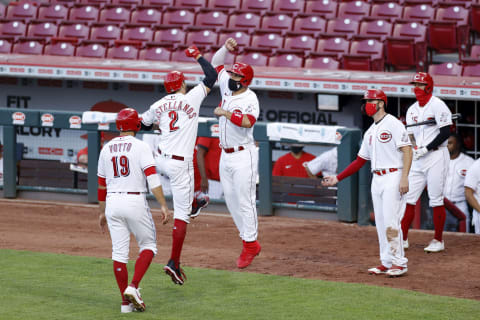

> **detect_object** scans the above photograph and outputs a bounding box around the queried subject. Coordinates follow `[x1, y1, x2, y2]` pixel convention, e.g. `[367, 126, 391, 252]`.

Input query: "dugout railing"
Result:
[0, 108, 368, 224]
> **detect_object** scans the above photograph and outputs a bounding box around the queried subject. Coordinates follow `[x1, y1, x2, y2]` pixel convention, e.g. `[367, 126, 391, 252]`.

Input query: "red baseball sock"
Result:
[433, 205, 446, 241]
[130, 250, 154, 289]
[113, 261, 129, 303]
[170, 219, 187, 268]
[401, 203, 416, 240]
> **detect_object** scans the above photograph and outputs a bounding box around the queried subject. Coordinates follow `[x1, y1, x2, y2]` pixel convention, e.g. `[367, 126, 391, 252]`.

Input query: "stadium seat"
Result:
[462, 64, 480, 77]
[12, 38, 44, 55]
[316, 36, 349, 58]
[326, 18, 360, 37]
[107, 41, 140, 59]
[470, 45, 480, 59]
[142, 0, 174, 6]
[284, 34, 317, 53]
[207, 0, 241, 11]
[359, 19, 393, 41]
[337, 0, 371, 21]
[304, 54, 340, 69]
[175, 0, 207, 10]
[386, 21, 427, 70]
[241, 0, 273, 12]
[122, 24, 154, 42]
[80, 0, 110, 5]
[428, 62, 462, 76]
[472, 4, 480, 37]
[228, 12, 261, 30]
[186, 29, 218, 47]
[153, 27, 186, 46]
[0, 3, 5, 19]
[292, 14, 327, 34]
[58, 22, 90, 40]
[195, 10, 229, 29]
[272, 0, 305, 15]
[260, 14, 294, 33]
[268, 52, 303, 68]
[130, 6, 162, 25]
[75, 40, 107, 58]
[342, 38, 384, 71]
[6, 2, 38, 20]
[202, 47, 235, 64]
[27, 21, 58, 39]
[111, 0, 143, 6]
[0, 37, 13, 53]
[138, 44, 172, 61]
[162, 9, 195, 28]
[370, 2, 403, 21]
[37, 3, 69, 21]
[99, 5, 132, 24]
[69, 5, 100, 23]
[0, 20, 27, 38]
[305, 0, 338, 19]
[90, 24, 122, 42]
[402, 4, 435, 23]
[251, 32, 284, 50]
[218, 29, 251, 47]
[429, 5, 469, 56]
[44, 37, 77, 56]
[235, 50, 269, 66]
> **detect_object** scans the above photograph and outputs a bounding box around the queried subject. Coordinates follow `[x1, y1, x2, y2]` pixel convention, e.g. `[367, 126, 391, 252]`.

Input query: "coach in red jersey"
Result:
[273, 144, 316, 178]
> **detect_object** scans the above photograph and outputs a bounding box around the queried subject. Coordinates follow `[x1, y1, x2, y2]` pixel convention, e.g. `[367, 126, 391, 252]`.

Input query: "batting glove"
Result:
[185, 45, 201, 59]
[413, 146, 428, 161]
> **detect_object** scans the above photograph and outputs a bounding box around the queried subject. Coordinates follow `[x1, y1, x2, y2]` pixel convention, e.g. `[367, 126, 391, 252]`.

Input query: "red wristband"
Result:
[230, 111, 243, 127]
[98, 188, 106, 202]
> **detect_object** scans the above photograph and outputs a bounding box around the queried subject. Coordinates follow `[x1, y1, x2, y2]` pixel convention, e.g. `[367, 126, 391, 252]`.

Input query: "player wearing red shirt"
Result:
[273, 145, 316, 177]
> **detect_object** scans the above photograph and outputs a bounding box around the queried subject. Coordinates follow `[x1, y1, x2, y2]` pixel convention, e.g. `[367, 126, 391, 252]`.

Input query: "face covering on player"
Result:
[290, 146, 304, 155]
[414, 87, 432, 107]
[365, 102, 379, 117]
[228, 78, 243, 91]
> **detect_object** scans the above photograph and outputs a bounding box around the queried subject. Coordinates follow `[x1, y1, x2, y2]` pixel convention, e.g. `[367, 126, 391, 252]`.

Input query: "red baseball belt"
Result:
[223, 146, 245, 153]
[373, 168, 398, 176]
[158, 148, 184, 161]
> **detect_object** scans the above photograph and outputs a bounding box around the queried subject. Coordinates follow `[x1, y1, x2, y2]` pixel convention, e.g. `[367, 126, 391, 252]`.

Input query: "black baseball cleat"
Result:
[163, 259, 187, 285]
[189, 197, 209, 219]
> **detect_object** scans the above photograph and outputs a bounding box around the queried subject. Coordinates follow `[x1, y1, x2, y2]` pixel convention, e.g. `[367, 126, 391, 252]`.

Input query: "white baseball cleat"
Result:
[386, 266, 408, 277]
[424, 239, 444, 253]
[403, 239, 409, 250]
[368, 265, 389, 275]
[121, 303, 134, 313]
[123, 286, 146, 312]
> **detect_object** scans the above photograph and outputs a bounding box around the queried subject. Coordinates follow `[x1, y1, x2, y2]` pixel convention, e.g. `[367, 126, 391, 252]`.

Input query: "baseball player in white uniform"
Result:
[142, 132, 172, 196]
[140, 45, 217, 285]
[401, 73, 452, 252]
[465, 158, 480, 234]
[444, 133, 474, 232]
[323, 89, 412, 277]
[97, 108, 170, 313]
[306, 147, 338, 178]
[211, 38, 261, 269]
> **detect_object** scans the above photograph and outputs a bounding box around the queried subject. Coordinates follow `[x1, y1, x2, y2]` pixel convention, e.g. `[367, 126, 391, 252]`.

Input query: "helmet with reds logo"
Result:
[409, 72, 434, 94]
[362, 89, 388, 106]
[227, 62, 254, 87]
[164, 70, 185, 93]
[116, 108, 141, 132]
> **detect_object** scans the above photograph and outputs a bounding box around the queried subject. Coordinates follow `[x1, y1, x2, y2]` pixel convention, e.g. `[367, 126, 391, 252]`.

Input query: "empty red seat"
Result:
[0, 20, 27, 37]
[0, 4, 5, 19]
[195, 10, 228, 29]
[0, 37, 13, 53]
[429, 5, 469, 56]
[207, 0, 240, 11]
[292, 14, 326, 34]
[472, 4, 480, 36]
[111, 0, 143, 6]
[186, 29, 218, 47]
[12, 38, 44, 55]
[235, 51, 269, 66]
[107, 41, 140, 59]
[99, 6, 131, 24]
[228, 12, 261, 30]
[273, 0, 305, 14]
[326, 18, 359, 37]
[44, 37, 77, 56]
[392, 20, 427, 41]
[305, 0, 337, 19]
[269, 52, 303, 68]
[260, 14, 294, 32]
[436, 5, 469, 24]
[162, 9, 195, 28]
[402, 4, 435, 23]
[370, 2, 402, 21]
[359, 19, 393, 41]
[386, 21, 427, 70]
[218, 29, 251, 47]
[130, 6, 162, 24]
[143, 0, 174, 5]
[153, 27, 186, 45]
[58, 22, 90, 40]
[90, 24, 122, 42]
[139, 44, 171, 61]
[241, 0, 273, 12]
[284, 34, 316, 52]
[470, 45, 480, 59]
[6, 2, 38, 20]
[69, 5, 100, 23]
[76, 40, 107, 58]
[428, 62, 462, 76]
[337, 0, 371, 21]
[316, 36, 349, 58]
[37, 3, 69, 21]
[122, 24, 154, 42]
[80, 0, 110, 5]
[304, 54, 340, 69]
[342, 38, 384, 71]
[175, 0, 207, 10]
[27, 21, 58, 38]
[202, 48, 235, 64]
[251, 32, 284, 49]
[462, 64, 480, 77]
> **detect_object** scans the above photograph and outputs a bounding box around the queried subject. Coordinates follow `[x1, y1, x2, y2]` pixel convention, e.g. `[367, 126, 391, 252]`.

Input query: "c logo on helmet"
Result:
[378, 130, 392, 143]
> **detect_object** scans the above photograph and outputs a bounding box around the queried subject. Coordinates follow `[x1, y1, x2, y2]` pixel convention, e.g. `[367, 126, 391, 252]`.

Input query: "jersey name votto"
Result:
[109, 142, 132, 153]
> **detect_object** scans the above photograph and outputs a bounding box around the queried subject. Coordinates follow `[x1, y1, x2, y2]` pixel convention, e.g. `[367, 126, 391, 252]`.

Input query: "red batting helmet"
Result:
[409, 72, 434, 94]
[116, 108, 141, 132]
[227, 62, 254, 87]
[362, 89, 387, 106]
[164, 70, 185, 93]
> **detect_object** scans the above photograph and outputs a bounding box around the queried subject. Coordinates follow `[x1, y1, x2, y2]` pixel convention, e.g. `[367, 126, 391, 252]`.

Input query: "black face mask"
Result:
[291, 146, 304, 155]
[228, 78, 243, 91]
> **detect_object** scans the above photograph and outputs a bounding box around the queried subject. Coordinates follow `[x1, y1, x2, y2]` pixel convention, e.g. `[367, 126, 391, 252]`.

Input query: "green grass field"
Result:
[0, 249, 478, 320]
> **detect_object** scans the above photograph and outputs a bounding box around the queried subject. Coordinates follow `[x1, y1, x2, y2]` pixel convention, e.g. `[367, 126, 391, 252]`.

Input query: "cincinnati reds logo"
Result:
[41, 113, 54, 127]
[69, 116, 82, 129]
[460, 169, 467, 177]
[426, 116, 435, 126]
[12, 112, 25, 121]
[378, 130, 392, 143]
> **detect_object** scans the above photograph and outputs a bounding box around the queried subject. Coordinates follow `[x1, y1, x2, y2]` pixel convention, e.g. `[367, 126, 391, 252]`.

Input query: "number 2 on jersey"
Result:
[111, 155, 130, 177]
[168, 111, 180, 132]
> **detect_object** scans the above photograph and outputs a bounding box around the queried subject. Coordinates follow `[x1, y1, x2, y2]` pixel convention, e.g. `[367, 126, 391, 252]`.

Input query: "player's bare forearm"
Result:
[99, 201, 106, 213]
[400, 145, 412, 179]
[465, 188, 480, 212]
[214, 107, 252, 128]
[197, 147, 209, 192]
[408, 134, 417, 148]
[151, 186, 168, 208]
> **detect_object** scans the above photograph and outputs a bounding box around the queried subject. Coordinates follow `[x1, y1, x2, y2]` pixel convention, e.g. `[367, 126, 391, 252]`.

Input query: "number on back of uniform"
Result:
[168, 111, 180, 132]
[111, 155, 130, 177]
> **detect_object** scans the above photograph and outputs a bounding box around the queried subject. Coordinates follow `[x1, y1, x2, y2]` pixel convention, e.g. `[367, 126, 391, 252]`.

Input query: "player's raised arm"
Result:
[185, 45, 217, 94]
[211, 38, 237, 68]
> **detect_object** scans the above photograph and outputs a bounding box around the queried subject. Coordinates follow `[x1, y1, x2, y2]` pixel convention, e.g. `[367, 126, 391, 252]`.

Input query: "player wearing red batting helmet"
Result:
[227, 62, 254, 89]
[164, 71, 185, 94]
[116, 108, 141, 132]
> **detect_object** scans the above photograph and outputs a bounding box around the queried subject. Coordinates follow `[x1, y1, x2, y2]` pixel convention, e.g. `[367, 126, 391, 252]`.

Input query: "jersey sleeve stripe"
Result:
[143, 166, 157, 177]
